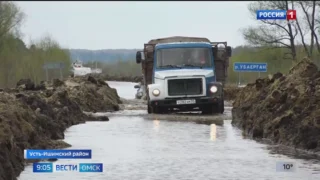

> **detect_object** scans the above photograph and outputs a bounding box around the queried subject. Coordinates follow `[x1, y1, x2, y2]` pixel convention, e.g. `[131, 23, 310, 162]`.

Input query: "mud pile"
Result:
[62, 76, 122, 112]
[224, 84, 241, 101]
[0, 76, 120, 180]
[232, 58, 320, 152]
[87, 73, 143, 83]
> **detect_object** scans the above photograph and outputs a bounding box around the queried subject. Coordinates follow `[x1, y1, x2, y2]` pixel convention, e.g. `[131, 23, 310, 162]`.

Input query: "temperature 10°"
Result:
[276, 161, 296, 172]
[283, 163, 293, 170]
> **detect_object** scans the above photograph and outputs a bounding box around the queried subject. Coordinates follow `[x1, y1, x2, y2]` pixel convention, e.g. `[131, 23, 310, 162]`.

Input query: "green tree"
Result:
[0, 2, 71, 88]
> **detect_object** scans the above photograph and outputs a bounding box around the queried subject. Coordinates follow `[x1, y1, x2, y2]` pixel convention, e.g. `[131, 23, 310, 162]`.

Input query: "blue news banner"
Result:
[26, 149, 103, 173]
[33, 163, 103, 173]
[24, 149, 92, 159]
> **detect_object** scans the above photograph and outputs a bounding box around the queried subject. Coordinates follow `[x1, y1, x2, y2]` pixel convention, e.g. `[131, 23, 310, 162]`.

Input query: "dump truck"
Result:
[135, 36, 232, 114]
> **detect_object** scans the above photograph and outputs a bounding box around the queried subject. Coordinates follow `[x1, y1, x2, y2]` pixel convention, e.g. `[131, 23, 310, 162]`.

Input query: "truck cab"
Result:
[136, 36, 231, 114]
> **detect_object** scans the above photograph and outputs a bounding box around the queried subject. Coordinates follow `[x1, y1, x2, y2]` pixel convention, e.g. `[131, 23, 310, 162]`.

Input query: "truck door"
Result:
[211, 42, 230, 85]
[143, 44, 155, 85]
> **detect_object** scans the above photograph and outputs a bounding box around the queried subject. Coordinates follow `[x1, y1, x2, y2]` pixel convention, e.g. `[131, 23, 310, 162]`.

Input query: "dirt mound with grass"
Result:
[232, 58, 320, 153]
[0, 75, 120, 180]
[224, 84, 242, 101]
[61, 76, 122, 112]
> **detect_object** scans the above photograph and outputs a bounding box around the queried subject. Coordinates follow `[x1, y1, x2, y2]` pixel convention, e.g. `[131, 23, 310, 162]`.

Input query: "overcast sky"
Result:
[16, 1, 258, 49]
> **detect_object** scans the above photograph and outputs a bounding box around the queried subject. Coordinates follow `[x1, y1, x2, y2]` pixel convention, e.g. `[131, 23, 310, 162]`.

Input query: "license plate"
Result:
[176, 99, 196, 105]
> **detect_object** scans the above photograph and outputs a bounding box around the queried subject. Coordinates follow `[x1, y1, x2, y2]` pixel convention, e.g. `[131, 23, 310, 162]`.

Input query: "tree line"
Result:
[96, 1, 320, 85]
[231, 1, 320, 84]
[0, 2, 71, 88]
[1, 1, 319, 88]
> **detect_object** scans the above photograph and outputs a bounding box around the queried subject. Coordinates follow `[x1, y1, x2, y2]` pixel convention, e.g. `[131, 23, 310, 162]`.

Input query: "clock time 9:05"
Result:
[33, 163, 53, 172]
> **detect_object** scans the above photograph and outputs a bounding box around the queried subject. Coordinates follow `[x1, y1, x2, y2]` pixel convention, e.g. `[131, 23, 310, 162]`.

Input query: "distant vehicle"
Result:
[136, 36, 232, 114]
[91, 61, 102, 74]
[91, 68, 102, 74]
[71, 60, 92, 76]
[134, 84, 145, 99]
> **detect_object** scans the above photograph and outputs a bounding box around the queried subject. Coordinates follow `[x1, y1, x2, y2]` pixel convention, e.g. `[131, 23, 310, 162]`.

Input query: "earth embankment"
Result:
[232, 58, 320, 153]
[224, 84, 242, 101]
[0, 76, 121, 180]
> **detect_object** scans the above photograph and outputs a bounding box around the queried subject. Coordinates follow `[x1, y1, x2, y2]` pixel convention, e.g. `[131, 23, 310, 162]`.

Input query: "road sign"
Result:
[233, 62, 267, 72]
[42, 62, 65, 70]
[42, 62, 65, 81]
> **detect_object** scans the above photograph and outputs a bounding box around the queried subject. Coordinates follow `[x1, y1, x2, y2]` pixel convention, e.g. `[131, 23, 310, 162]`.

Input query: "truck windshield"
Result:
[156, 47, 212, 68]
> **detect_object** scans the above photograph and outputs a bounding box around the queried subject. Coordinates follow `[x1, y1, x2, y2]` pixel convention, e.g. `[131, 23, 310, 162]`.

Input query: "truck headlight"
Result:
[210, 86, 218, 93]
[152, 89, 160, 96]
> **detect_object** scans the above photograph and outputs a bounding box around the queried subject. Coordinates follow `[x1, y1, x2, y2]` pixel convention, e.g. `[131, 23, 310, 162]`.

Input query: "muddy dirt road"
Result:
[19, 81, 320, 180]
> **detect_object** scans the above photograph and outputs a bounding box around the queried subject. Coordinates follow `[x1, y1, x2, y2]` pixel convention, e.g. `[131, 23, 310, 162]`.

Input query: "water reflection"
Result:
[153, 119, 160, 132]
[210, 124, 216, 141]
[18, 81, 320, 180]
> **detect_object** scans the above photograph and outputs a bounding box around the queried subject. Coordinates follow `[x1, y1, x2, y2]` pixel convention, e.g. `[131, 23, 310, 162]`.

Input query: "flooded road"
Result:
[19, 81, 320, 180]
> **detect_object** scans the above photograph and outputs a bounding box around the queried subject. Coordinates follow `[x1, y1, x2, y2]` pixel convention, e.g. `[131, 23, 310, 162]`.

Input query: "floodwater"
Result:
[19, 81, 320, 180]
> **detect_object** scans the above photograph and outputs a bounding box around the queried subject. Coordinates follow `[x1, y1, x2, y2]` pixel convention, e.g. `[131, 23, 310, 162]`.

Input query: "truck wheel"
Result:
[161, 107, 168, 114]
[153, 106, 162, 114]
[219, 100, 225, 114]
[203, 103, 223, 115]
[147, 105, 152, 114]
[202, 105, 214, 115]
[148, 105, 162, 114]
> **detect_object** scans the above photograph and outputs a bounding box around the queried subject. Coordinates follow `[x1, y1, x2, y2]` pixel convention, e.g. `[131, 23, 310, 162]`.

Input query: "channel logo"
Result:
[79, 163, 103, 172]
[256, 10, 296, 20]
[54, 163, 78, 172]
[33, 163, 103, 173]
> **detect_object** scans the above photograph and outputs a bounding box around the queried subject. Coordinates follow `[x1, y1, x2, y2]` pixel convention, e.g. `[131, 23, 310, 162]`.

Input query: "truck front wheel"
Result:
[147, 105, 152, 114]
[219, 100, 225, 114]
[153, 106, 163, 114]
[148, 104, 162, 114]
[202, 105, 215, 115]
[202, 102, 224, 115]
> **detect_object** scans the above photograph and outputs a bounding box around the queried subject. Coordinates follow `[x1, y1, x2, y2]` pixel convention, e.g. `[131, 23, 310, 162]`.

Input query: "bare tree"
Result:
[316, 1, 320, 28]
[242, 1, 298, 61]
[297, 1, 320, 54]
[0, 2, 25, 50]
[0, 2, 25, 37]
[294, 1, 311, 57]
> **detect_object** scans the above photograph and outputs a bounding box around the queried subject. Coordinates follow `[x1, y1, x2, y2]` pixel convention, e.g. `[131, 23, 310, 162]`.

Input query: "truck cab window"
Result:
[156, 48, 212, 68]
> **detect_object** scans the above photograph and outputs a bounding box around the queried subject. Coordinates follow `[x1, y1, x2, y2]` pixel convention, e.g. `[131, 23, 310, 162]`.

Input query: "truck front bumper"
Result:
[149, 96, 221, 108]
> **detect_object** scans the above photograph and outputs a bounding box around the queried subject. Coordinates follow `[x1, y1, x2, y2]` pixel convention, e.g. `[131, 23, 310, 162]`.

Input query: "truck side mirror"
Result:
[212, 47, 218, 57]
[136, 51, 145, 64]
[226, 46, 232, 57]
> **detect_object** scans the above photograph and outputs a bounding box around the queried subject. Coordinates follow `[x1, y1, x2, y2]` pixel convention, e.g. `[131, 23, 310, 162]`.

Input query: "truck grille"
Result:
[167, 78, 203, 96]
